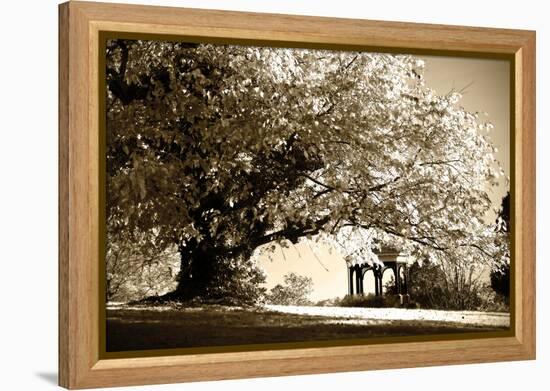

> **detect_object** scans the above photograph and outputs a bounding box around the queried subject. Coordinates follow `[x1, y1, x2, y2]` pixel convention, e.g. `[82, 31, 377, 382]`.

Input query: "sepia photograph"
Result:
[104, 38, 511, 353]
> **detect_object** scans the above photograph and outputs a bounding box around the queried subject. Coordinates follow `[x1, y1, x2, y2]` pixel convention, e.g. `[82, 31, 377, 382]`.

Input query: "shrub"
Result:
[407, 260, 485, 311]
[338, 294, 401, 308]
[106, 241, 180, 303]
[477, 284, 510, 312]
[315, 297, 342, 307]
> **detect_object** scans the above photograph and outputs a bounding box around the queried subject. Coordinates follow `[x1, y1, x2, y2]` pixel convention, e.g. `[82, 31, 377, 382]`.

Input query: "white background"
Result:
[0, 0, 546, 389]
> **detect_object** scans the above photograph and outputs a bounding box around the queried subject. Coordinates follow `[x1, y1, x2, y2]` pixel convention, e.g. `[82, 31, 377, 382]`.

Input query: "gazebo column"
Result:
[395, 265, 401, 295]
[355, 266, 362, 295]
[348, 267, 354, 295]
[402, 265, 409, 295]
[374, 267, 380, 296]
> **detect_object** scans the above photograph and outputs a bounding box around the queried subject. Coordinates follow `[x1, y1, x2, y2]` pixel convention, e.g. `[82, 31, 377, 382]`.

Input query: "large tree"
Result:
[106, 39, 504, 303]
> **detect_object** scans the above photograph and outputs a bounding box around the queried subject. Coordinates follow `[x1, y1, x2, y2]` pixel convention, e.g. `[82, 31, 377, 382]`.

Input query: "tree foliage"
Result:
[106, 39, 506, 303]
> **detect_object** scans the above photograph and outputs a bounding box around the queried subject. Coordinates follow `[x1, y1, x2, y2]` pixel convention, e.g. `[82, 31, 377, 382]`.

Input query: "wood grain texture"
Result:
[58, 1, 536, 389]
[58, 3, 70, 387]
[518, 35, 536, 355]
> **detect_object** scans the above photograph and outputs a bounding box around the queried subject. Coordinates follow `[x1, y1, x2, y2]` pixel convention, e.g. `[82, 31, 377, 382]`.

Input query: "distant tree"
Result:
[267, 273, 314, 306]
[490, 192, 511, 302]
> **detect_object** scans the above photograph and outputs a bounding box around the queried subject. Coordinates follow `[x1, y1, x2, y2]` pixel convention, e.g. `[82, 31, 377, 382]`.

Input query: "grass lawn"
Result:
[106, 305, 508, 352]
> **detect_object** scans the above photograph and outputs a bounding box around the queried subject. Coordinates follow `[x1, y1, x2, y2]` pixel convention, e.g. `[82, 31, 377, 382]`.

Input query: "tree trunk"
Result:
[149, 238, 262, 305]
[171, 239, 218, 300]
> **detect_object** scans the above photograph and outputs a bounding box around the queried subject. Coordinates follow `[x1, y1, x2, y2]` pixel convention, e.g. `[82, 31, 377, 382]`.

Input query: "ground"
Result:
[106, 304, 510, 352]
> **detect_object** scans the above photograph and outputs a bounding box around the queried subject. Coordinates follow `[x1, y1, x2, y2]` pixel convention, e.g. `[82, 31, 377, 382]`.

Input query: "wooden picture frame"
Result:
[59, 1, 536, 389]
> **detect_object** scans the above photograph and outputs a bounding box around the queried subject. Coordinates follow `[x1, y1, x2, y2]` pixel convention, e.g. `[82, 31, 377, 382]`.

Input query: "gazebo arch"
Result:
[362, 268, 377, 295]
[381, 266, 395, 294]
[347, 247, 411, 303]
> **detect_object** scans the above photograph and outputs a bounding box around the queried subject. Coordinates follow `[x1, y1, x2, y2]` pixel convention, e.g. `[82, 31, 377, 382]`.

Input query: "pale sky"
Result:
[258, 54, 511, 302]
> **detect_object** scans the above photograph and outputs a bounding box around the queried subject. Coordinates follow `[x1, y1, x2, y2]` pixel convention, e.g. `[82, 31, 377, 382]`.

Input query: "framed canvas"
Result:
[58, 1, 536, 389]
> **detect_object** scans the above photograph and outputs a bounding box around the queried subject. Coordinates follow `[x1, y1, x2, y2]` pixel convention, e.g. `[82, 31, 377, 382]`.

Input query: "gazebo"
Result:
[347, 247, 410, 302]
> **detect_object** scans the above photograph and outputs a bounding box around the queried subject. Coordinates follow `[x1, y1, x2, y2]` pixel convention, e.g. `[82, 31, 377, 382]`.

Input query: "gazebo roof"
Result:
[372, 246, 401, 256]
